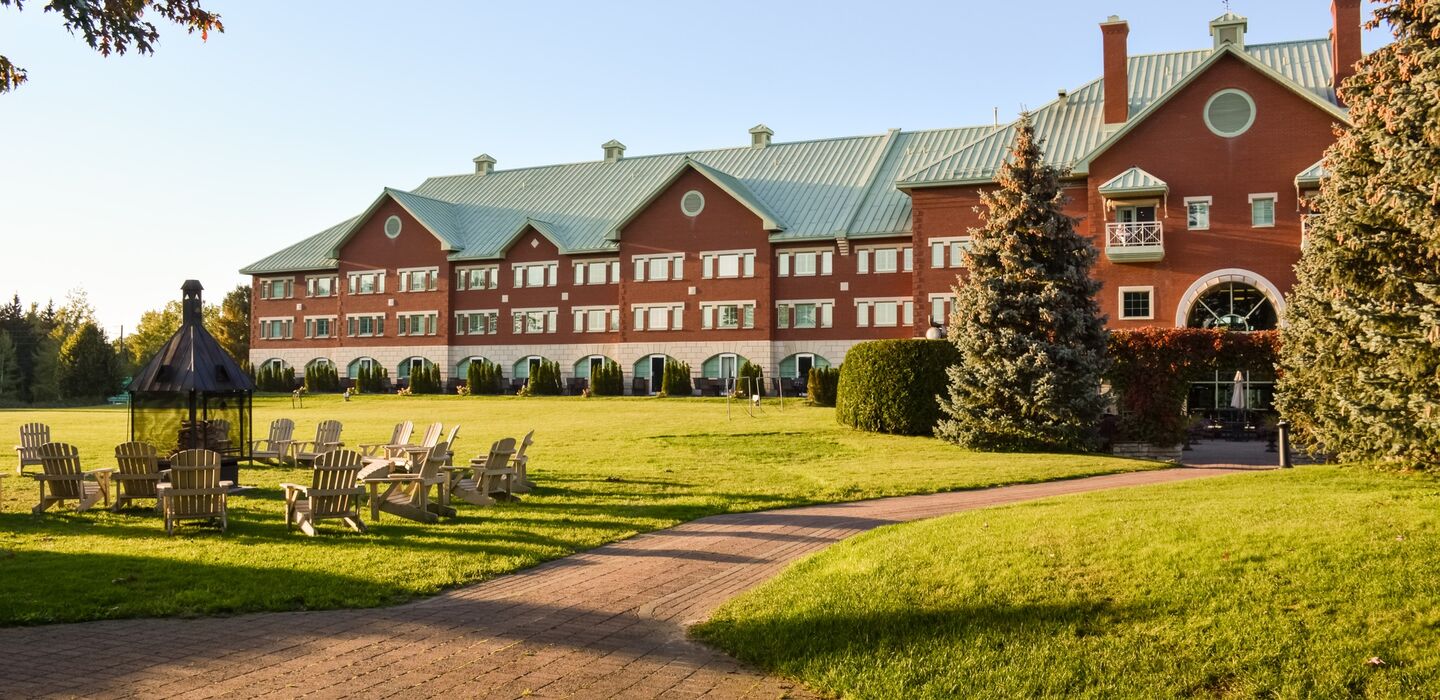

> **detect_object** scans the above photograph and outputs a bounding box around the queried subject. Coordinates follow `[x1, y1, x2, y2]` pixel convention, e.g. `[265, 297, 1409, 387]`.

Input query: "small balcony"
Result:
[1105, 221, 1164, 263]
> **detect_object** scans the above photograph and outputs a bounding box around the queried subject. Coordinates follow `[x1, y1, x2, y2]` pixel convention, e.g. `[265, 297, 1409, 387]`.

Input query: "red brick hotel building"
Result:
[244, 3, 1361, 395]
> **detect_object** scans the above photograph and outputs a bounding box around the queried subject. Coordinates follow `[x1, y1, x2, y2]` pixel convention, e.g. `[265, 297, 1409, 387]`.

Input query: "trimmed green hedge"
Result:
[303, 363, 340, 392]
[835, 339, 960, 435]
[590, 359, 624, 396]
[466, 359, 504, 395]
[733, 361, 764, 398]
[807, 366, 841, 407]
[519, 359, 563, 396]
[658, 359, 693, 397]
[408, 362, 442, 394]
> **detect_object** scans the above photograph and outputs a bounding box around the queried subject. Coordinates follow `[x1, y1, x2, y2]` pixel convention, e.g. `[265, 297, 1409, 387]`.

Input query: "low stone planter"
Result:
[1111, 441, 1183, 462]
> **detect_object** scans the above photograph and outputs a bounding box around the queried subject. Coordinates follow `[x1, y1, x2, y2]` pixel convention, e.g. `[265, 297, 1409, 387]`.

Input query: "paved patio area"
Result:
[0, 467, 1241, 699]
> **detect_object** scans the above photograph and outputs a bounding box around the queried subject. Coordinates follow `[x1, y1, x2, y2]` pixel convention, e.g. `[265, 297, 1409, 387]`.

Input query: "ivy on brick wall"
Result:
[1106, 328, 1280, 447]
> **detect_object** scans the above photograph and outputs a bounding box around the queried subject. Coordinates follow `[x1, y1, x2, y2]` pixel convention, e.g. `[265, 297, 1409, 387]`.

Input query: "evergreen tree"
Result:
[213, 285, 250, 362]
[0, 330, 20, 400]
[1277, 1, 1440, 468]
[58, 321, 120, 400]
[30, 335, 60, 403]
[936, 113, 1109, 452]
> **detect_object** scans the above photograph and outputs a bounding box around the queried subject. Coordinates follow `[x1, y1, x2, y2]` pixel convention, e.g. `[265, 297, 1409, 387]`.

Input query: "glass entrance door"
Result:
[649, 355, 666, 394]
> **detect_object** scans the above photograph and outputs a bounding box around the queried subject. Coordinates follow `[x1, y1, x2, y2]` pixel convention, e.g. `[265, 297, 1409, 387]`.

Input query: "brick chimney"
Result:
[1101, 16, 1129, 127]
[1331, 0, 1362, 94]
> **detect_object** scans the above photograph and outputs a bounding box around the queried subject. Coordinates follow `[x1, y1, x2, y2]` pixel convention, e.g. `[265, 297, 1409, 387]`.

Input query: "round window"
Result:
[681, 190, 705, 217]
[1204, 89, 1255, 138]
[383, 215, 403, 239]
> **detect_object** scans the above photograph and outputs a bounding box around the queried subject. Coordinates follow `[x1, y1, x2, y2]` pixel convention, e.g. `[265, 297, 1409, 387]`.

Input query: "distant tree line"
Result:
[0, 284, 249, 405]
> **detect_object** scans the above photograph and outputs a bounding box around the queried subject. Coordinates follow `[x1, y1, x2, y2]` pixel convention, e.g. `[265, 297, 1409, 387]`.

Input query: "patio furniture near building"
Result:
[450, 438, 517, 507]
[363, 442, 453, 524]
[282, 449, 367, 536]
[359, 421, 412, 458]
[291, 420, 344, 465]
[31, 442, 112, 514]
[112, 441, 164, 513]
[14, 422, 50, 476]
[157, 449, 232, 535]
[250, 419, 295, 464]
[511, 430, 536, 494]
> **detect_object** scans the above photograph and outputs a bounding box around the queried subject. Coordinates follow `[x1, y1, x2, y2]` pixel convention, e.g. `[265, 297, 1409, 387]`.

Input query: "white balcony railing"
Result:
[1104, 221, 1164, 262]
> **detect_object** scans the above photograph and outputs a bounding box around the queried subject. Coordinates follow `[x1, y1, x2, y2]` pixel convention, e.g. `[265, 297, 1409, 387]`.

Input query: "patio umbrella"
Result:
[1230, 370, 1247, 410]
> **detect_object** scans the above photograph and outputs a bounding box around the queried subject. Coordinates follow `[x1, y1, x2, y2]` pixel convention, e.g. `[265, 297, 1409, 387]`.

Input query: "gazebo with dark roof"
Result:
[127, 280, 254, 484]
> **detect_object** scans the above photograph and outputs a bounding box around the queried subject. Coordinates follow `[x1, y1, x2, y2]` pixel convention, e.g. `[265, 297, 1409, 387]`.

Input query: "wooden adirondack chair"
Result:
[282, 449, 367, 536]
[30, 442, 112, 513]
[385, 421, 441, 463]
[250, 419, 295, 464]
[291, 420, 344, 465]
[359, 421, 412, 458]
[112, 441, 163, 512]
[209, 419, 234, 452]
[442, 424, 460, 466]
[15, 422, 50, 475]
[511, 430, 536, 494]
[157, 449, 231, 535]
[364, 441, 454, 523]
[451, 437, 516, 507]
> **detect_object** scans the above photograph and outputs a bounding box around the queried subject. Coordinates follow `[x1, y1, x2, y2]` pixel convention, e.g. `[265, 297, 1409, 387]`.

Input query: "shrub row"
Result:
[806, 366, 840, 407]
[590, 359, 624, 396]
[657, 359, 693, 397]
[466, 359, 505, 395]
[303, 362, 340, 392]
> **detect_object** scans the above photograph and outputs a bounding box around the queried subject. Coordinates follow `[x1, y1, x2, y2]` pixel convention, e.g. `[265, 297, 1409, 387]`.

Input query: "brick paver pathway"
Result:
[0, 467, 1240, 699]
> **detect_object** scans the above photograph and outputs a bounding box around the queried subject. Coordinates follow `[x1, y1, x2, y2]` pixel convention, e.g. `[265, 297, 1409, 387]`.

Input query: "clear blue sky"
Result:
[0, 1, 1390, 337]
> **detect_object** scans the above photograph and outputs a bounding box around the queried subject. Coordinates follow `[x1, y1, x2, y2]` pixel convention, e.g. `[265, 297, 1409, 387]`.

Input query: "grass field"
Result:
[694, 466, 1440, 699]
[0, 394, 1150, 626]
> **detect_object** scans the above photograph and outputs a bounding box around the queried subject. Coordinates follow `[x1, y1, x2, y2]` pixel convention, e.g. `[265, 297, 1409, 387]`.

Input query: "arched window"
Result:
[305, 358, 333, 372]
[397, 357, 435, 380]
[259, 358, 288, 372]
[513, 355, 548, 379]
[779, 353, 831, 379]
[456, 356, 489, 377]
[1185, 282, 1278, 331]
[573, 355, 614, 379]
[346, 357, 377, 379]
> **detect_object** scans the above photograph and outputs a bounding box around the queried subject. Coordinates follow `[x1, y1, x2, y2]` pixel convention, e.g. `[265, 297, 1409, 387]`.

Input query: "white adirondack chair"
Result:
[291, 420, 344, 465]
[359, 421, 413, 458]
[364, 441, 454, 524]
[113, 441, 163, 512]
[451, 437, 517, 507]
[157, 449, 231, 535]
[250, 419, 295, 464]
[510, 430, 536, 493]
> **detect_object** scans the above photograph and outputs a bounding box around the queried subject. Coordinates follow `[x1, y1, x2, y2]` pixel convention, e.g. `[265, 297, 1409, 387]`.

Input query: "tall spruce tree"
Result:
[0, 330, 19, 401]
[936, 114, 1109, 452]
[1276, 0, 1440, 468]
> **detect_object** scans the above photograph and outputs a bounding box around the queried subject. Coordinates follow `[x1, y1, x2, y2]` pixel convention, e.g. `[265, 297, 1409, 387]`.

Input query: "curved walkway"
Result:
[0, 467, 1240, 699]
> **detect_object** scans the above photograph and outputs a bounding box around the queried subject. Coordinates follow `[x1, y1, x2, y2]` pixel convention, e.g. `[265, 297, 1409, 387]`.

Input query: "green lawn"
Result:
[0, 394, 1149, 626]
[694, 466, 1440, 699]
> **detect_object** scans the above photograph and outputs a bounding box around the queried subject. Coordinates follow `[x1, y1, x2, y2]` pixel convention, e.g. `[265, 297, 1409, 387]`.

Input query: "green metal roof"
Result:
[1295, 159, 1329, 186]
[1098, 167, 1169, 196]
[241, 125, 997, 274]
[900, 38, 1345, 188]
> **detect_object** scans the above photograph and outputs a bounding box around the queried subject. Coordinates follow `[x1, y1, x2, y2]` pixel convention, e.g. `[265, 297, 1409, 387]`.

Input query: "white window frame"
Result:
[1184, 196, 1213, 231]
[396, 266, 440, 293]
[257, 316, 294, 340]
[454, 309, 500, 336]
[396, 310, 440, 337]
[302, 315, 337, 339]
[346, 270, 386, 295]
[775, 298, 834, 330]
[855, 244, 913, 274]
[1118, 286, 1155, 321]
[928, 293, 957, 325]
[510, 306, 559, 335]
[699, 300, 757, 331]
[700, 249, 757, 280]
[455, 265, 500, 291]
[854, 297, 913, 328]
[345, 313, 386, 337]
[1248, 193, 1277, 228]
[632, 253, 684, 282]
[259, 277, 294, 300]
[631, 302, 685, 331]
[511, 261, 559, 289]
[571, 305, 619, 333]
[928, 237, 972, 269]
[304, 275, 338, 298]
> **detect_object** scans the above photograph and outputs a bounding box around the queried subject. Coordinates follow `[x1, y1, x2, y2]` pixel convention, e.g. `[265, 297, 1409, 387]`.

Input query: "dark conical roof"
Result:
[127, 281, 255, 394]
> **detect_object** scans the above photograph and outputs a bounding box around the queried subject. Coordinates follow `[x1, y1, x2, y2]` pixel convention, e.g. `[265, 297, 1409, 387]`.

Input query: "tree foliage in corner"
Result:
[1, 0, 223, 93]
[936, 113, 1109, 452]
[1276, 1, 1440, 469]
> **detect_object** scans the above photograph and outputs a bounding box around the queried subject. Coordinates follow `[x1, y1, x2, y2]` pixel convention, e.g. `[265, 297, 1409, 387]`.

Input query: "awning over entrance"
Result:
[1098, 167, 1169, 198]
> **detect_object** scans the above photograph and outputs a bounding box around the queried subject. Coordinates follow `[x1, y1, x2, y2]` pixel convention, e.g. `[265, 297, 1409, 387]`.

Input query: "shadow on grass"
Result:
[693, 599, 1143, 672]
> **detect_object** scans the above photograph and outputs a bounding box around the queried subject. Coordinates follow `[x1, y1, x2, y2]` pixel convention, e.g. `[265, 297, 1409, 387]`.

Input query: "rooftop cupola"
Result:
[1210, 11, 1248, 50]
[749, 124, 774, 149]
[473, 153, 496, 175]
[602, 139, 626, 163]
